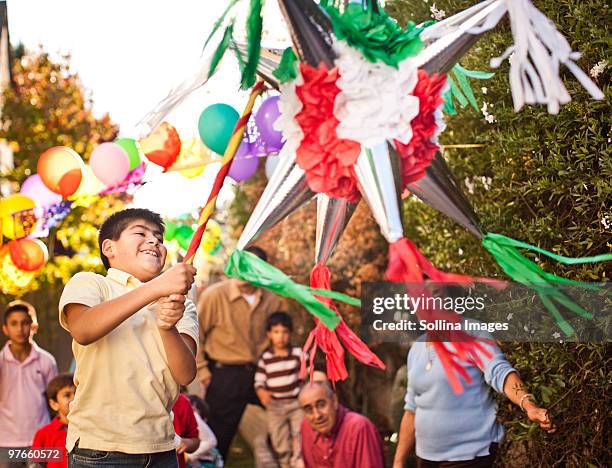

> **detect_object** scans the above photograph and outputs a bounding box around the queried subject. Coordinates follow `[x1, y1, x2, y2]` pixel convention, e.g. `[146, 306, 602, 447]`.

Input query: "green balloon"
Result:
[115, 138, 141, 170]
[175, 225, 194, 251]
[164, 221, 177, 241]
[198, 103, 240, 155]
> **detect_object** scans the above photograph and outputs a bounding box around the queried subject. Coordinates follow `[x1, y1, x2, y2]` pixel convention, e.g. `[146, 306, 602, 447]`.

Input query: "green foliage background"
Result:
[384, 1, 611, 465]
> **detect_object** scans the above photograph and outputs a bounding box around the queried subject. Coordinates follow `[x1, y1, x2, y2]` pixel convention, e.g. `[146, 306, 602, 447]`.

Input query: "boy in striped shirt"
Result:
[254, 312, 304, 468]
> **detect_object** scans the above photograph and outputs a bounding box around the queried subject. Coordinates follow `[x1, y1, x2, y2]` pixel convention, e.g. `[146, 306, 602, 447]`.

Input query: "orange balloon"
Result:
[8, 239, 48, 272]
[0, 246, 36, 294]
[139, 122, 182, 169]
[37, 146, 85, 197]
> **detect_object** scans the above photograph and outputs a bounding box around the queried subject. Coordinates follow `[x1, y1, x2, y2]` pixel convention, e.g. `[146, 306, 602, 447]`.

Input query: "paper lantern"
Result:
[139, 122, 182, 169]
[90, 142, 131, 187]
[37, 146, 84, 197]
[0, 194, 37, 239]
[8, 238, 48, 272]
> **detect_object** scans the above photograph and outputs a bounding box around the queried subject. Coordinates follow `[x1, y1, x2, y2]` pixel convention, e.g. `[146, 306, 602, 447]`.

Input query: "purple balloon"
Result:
[228, 141, 259, 182]
[254, 95, 283, 150]
[20, 174, 62, 207]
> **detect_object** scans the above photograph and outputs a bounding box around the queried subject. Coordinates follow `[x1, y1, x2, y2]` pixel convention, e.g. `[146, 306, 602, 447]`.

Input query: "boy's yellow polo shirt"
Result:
[58, 268, 199, 454]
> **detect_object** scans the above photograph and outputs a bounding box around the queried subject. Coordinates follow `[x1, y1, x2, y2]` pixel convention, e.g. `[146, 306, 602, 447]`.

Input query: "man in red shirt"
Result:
[31, 373, 75, 468]
[172, 393, 200, 468]
[299, 380, 384, 468]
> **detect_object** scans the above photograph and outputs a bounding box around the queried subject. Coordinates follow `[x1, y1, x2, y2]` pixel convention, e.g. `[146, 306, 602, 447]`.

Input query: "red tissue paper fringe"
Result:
[301, 262, 386, 384]
[394, 69, 447, 186]
[295, 63, 362, 203]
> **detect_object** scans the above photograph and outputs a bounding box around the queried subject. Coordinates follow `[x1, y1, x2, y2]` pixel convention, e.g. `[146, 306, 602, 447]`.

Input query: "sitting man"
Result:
[299, 379, 384, 468]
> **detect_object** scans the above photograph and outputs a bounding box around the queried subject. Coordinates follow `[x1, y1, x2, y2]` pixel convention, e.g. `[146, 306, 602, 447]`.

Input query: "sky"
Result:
[7, 0, 290, 217]
[7, 0, 289, 138]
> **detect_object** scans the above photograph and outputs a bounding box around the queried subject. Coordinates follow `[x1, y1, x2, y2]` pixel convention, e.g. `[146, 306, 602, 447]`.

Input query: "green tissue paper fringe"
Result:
[225, 250, 365, 330]
[272, 48, 299, 84]
[241, 0, 263, 89]
[208, 23, 234, 78]
[483, 232, 611, 336]
[443, 64, 494, 115]
[321, 1, 426, 67]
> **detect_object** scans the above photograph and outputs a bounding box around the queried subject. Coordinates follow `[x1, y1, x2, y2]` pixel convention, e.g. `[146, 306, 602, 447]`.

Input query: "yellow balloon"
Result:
[69, 165, 103, 207]
[0, 247, 36, 295]
[171, 137, 217, 179]
[200, 220, 222, 254]
[0, 194, 37, 239]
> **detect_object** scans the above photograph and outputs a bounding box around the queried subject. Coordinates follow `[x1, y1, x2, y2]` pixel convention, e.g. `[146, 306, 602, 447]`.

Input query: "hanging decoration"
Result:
[139, 122, 182, 170]
[0, 194, 37, 240]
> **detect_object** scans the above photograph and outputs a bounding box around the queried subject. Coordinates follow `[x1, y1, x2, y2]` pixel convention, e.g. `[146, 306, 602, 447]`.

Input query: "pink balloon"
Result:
[228, 141, 259, 182]
[89, 143, 131, 187]
[20, 174, 62, 207]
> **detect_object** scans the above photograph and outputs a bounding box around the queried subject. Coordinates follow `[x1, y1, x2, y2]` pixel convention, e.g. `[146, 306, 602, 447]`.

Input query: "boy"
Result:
[58, 208, 198, 467]
[254, 312, 304, 468]
[0, 300, 58, 468]
[31, 373, 76, 468]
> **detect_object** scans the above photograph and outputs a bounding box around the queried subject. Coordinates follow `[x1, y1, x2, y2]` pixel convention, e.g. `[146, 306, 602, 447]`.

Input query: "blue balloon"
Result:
[198, 103, 240, 155]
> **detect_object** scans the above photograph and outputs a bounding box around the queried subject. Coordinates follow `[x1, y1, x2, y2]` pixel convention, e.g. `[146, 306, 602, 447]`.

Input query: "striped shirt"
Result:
[254, 347, 302, 400]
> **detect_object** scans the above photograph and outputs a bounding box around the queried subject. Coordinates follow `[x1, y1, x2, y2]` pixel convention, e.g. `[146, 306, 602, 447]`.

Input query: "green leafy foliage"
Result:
[387, 0, 611, 465]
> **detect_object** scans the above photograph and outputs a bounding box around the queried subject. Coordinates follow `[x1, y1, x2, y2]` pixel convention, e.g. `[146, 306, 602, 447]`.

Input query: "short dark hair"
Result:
[98, 208, 164, 269]
[46, 373, 74, 402]
[187, 394, 210, 420]
[266, 311, 292, 332]
[3, 300, 37, 325]
[245, 245, 268, 262]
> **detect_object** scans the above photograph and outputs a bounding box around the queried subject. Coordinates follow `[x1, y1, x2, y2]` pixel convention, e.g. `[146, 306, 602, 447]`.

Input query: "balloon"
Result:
[115, 138, 142, 170]
[37, 146, 84, 197]
[0, 194, 37, 239]
[70, 165, 104, 201]
[198, 103, 239, 154]
[201, 219, 222, 254]
[139, 122, 182, 169]
[8, 238, 48, 272]
[20, 174, 62, 208]
[254, 95, 283, 149]
[265, 155, 281, 179]
[90, 143, 131, 187]
[174, 225, 194, 251]
[170, 137, 217, 179]
[164, 221, 178, 241]
[0, 246, 36, 294]
[228, 141, 259, 182]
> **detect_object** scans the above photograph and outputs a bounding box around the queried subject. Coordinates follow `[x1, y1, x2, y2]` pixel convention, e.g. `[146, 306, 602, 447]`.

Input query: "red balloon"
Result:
[8, 238, 48, 272]
[37, 146, 85, 197]
[139, 122, 181, 169]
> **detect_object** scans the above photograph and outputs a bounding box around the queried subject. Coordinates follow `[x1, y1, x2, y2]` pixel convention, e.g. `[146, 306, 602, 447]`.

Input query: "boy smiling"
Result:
[58, 208, 198, 467]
